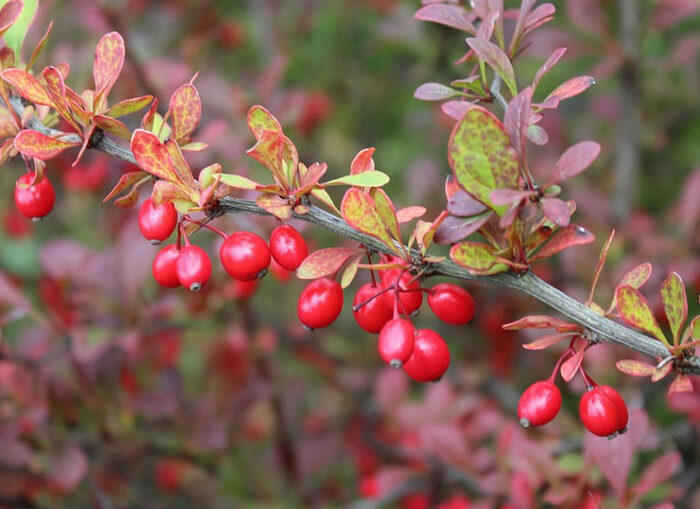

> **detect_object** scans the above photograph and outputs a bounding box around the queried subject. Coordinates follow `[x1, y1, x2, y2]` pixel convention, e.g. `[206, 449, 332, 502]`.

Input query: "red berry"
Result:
[359, 475, 380, 499]
[175, 245, 212, 291]
[437, 495, 471, 509]
[353, 283, 393, 333]
[297, 278, 343, 330]
[152, 244, 180, 288]
[380, 269, 422, 315]
[269, 224, 308, 271]
[517, 380, 562, 427]
[579, 387, 621, 437]
[14, 173, 55, 219]
[270, 258, 293, 282]
[138, 198, 177, 243]
[220, 231, 271, 281]
[378, 318, 415, 368]
[598, 385, 628, 432]
[402, 329, 450, 382]
[231, 279, 258, 300]
[428, 283, 475, 325]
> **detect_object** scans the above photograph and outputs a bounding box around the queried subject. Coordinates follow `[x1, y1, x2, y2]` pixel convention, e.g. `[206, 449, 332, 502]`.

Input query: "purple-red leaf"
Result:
[466, 38, 517, 96]
[533, 47, 567, 91]
[433, 212, 492, 245]
[543, 76, 595, 107]
[414, 82, 461, 101]
[529, 225, 594, 262]
[414, 3, 477, 34]
[545, 141, 601, 186]
[541, 197, 571, 227]
[296, 247, 362, 280]
[633, 452, 681, 497]
[504, 87, 533, 159]
[441, 100, 477, 120]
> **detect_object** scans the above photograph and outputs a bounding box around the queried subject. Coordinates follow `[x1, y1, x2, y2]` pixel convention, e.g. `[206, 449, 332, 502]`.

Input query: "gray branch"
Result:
[10, 96, 699, 375]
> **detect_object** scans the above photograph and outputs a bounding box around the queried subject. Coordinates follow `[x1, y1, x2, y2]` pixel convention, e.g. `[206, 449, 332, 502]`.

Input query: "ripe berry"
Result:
[14, 173, 55, 219]
[138, 198, 177, 243]
[270, 258, 293, 282]
[297, 278, 343, 330]
[579, 386, 621, 437]
[380, 269, 422, 315]
[598, 385, 628, 433]
[402, 329, 450, 382]
[152, 244, 180, 288]
[269, 224, 308, 271]
[353, 283, 393, 333]
[517, 380, 561, 427]
[220, 231, 271, 281]
[175, 245, 212, 291]
[428, 283, 475, 325]
[378, 318, 415, 368]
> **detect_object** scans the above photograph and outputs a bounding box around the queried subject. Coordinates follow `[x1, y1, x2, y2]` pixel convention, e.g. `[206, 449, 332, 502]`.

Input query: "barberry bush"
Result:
[0, 0, 699, 507]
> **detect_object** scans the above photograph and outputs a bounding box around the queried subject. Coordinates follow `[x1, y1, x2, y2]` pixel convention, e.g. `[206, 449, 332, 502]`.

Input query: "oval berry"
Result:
[152, 244, 181, 288]
[297, 278, 343, 330]
[353, 283, 393, 333]
[14, 173, 55, 219]
[138, 198, 178, 243]
[598, 385, 628, 432]
[175, 245, 212, 291]
[517, 380, 562, 427]
[378, 318, 415, 368]
[402, 329, 450, 382]
[428, 283, 475, 325]
[579, 387, 621, 437]
[220, 231, 271, 281]
[380, 269, 422, 315]
[269, 224, 308, 271]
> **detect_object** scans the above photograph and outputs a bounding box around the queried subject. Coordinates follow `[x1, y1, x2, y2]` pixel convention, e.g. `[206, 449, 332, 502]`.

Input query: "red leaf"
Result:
[560, 347, 584, 381]
[529, 225, 595, 262]
[350, 147, 375, 174]
[93, 32, 125, 100]
[296, 247, 361, 279]
[545, 141, 601, 186]
[533, 47, 567, 91]
[414, 3, 477, 34]
[504, 87, 533, 159]
[13, 129, 79, 159]
[103, 170, 149, 203]
[94, 114, 131, 140]
[503, 315, 575, 330]
[634, 452, 681, 497]
[466, 38, 517, 96]
[541, 197, 571, 227]
[130, 129, 178, 182]
[615, 359, 655, 377]
[42, 66, 81, 133]
[524, 3, 556, 34]
[2, 68, 51, 105]
[396, 206, 426, 223]
[523, 332, 573, 350]
[169, 83, 201, 142]
[543, 76, 595, 107]
[668, 374, 693, 396]
[0, 0, 22, 35]
[441, 100, 477, 120]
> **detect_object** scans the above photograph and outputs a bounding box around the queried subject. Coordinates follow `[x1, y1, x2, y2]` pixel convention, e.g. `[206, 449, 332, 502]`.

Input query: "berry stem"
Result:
[182, 216, 228, 239]
[548, 348, 573, 383]
[579, 367, 596, 390]
[352, 284, 394, 312]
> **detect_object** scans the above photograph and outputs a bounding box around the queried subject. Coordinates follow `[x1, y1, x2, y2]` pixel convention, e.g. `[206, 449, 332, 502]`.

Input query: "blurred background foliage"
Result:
[0, 0, 699, 507]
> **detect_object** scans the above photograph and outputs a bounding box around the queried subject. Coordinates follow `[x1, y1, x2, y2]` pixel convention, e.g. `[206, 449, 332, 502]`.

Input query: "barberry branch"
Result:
[10, 96, 700, 375]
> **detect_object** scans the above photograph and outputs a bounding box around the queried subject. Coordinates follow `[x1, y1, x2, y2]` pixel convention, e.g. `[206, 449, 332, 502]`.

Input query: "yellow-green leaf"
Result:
[660, 271, 687, 344]
[323, 170, 389, 187]
[449, 241, 499, 274]
[615, 359, 655, 377]
[616, 286, 668, 345]
[341, 188, 400, 254]
[219, 173, 261, 190]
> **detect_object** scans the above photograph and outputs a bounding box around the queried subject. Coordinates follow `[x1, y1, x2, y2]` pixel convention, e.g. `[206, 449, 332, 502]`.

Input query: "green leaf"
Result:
[340, 253, 362, 289]
[323, 170, 389, 188]
[660, 271, 687, 345]
[370, 187, 401, 243]
[0, 0, 37, 59]
[448, 106, 519, 215]
[219, 173, 261, 190]
[616, 286, 668, 345]
[449, 241, 499, 274]
[692, 316, 699, 341]
[310, 188, 340, 215]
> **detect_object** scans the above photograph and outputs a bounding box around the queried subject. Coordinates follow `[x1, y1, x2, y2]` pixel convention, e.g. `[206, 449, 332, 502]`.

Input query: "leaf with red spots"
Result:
[130, 129, 178, 182]
[449, 241, 506, 274]
[615, 359, 655, 377]
[247, 105, 282, 139]
[246, 129, 298, 188]
[545, 141, 601, 186]
[350, 147, 375, 174]
[414, 3, 476, 33]
[169, 83, 201, 143]
[608, 263, 652, 313]
[1, 68, 51, 105]
[341, 188, 399, 253]
[448, 106, 519, 215]
[105, 95, 153, 118]
[529, 224, 594, 262]
[296, 247, 362, 280]
[13, 129, 79, 159]
[42, 66, 81, 132]
[660, 272, 687, 344]
[616, 286, 668, 344]
[466, 38, 517, 96]
[503, 315, 576, 330]
[93, 32, 125, 103]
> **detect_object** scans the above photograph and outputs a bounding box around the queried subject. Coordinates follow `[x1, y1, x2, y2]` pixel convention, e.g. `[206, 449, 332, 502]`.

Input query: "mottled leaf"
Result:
[522, 332, 572, 350]
[448, 106, 519, 214]
[93, 32, 125, 101]
[370, 187, 401, 244]
[323, 170, 389, 187]
[414, 82, 461, 101]
[164, 140, 198, 192]
[256, 193, 292, 220]
[503, 315, 575, 330]
[541, 197, 571, 227]
[616, 286, 668, 344]
[651, 361, 673, 382]
[615, 359, 655, 377]
[416, 211, 447, 254]
[296, 247, 361, 280]
[105, 95, 153, 118]
[42, 66, 81, 132]
[169, 83, 201, 142]
[545, 141, 601, 186]
[449, 241, 498, 273]
[246, 129, 296, 187]
[341, 188, 398, 252]
[609, 263, 653, 312]
[660, 271, 687, 344]
[13, 129, 79, 159]
[152, 179, 192, 207]
[466, 38, 517, 96]
[529, 225, 595, 262]
[350, 147, 375, 174]
[130, 129, 178, 182]
[691, 316, 699, 340]
[414, 3, 476, 34]
[247, 104, 282, 139]
[1, 68, 51, 105]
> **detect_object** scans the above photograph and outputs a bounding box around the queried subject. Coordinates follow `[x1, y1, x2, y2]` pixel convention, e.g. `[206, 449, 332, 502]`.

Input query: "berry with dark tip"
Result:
[220, 231, 271, 281]
[378, 318, 415, 368]
[176, 245, 212, 291]
[517, 380, 561, 427]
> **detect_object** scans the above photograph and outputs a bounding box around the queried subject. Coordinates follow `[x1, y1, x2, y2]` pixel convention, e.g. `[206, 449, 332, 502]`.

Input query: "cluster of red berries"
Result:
[517, 373, 629, 438]
[142, 198, 309, 292]
[14, 172, 55, 220]
[296, 257, 475, 383]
